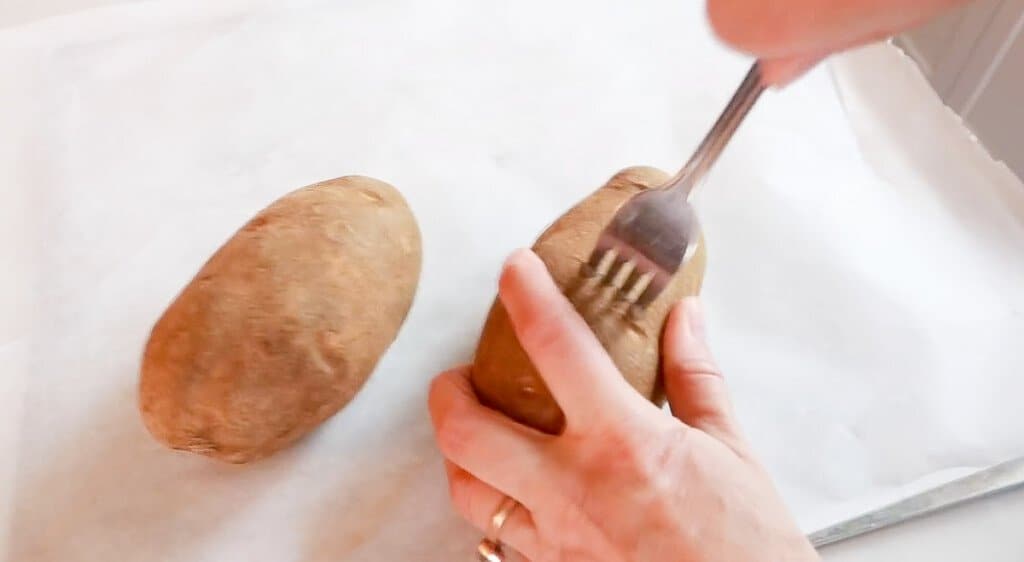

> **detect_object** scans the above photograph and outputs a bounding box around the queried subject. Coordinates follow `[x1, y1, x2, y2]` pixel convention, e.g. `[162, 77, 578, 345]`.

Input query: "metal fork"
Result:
[582, 61, 766, 311]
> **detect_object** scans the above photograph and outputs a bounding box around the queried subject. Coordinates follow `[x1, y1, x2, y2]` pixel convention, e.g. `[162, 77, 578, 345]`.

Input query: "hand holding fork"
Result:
[582, 62, 766, 313]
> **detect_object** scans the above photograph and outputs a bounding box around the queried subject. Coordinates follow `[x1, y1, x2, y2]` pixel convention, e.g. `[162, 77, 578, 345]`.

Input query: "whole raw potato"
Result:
[139, 176, 421, 463]
[472, 166, 707, 434]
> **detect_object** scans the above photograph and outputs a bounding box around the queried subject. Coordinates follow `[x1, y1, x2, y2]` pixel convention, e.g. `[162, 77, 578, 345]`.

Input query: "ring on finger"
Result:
[477, 538, 504, 562]
[476, 496, 521, 562]
[487, 495, 520, 542]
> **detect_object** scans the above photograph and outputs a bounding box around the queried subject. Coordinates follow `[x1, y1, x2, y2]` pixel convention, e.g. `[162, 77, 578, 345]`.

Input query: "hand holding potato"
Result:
[429, 251, 818, 561]
[472, 167, 706, 434]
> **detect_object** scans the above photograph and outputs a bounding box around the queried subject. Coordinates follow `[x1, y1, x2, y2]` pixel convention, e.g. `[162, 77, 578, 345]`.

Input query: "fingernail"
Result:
[502, 248, 534, 273]
[683, 297, 706, 341]
[498, 248, 534, 296]
[500, 248, 525, 278]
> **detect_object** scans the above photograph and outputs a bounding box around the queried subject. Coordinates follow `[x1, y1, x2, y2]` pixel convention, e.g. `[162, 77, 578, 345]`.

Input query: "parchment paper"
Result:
[2, 1, 1023, 560]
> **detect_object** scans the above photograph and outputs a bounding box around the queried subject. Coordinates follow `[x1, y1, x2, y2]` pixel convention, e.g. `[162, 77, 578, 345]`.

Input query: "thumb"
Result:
[662, 298, 744, 447]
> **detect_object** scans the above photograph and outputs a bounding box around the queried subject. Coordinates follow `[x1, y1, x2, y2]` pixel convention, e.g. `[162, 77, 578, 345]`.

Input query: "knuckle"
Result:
[428, 370, 475, 427]
[427, 375, 449, 411]
[517, 308, 567, 354]
[558, 500, 591, 530]
[587, 423, 689, 485]
[613, 431, 654, 472]
[447, 471, 475, 521]
[666, 356, 724, 381]
[435, 411, 474, 459]
[706, 0, 793, 53]
[705, 0, 752, 48]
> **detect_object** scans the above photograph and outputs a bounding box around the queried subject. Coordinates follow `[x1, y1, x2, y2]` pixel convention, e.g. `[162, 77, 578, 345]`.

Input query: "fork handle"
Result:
[664, 61, 766, 197]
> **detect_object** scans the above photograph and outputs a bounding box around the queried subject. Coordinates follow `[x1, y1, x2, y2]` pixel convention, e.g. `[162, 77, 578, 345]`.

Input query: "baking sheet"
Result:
[2, 0, 1023, 560]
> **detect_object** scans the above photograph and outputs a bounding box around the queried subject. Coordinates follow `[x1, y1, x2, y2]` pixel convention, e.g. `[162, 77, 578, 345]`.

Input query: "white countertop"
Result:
[2, 1, 1023, 560]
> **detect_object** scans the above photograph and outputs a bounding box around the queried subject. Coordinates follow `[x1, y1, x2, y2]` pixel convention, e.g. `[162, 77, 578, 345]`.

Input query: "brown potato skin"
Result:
[139, 176, 421, 463]
[471, 167, 707, 434]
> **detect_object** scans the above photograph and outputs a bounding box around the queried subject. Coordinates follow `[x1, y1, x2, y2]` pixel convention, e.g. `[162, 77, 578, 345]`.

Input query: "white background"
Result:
[2, 1, 1023, 560]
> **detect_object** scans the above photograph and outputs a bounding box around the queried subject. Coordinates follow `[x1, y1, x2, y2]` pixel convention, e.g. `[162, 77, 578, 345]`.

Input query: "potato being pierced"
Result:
[471, 167, 707, 434]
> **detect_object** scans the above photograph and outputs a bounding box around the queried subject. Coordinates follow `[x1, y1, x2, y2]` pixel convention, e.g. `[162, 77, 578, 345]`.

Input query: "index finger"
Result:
[708, 0, 967, 59]
[498, 249, 638, 431]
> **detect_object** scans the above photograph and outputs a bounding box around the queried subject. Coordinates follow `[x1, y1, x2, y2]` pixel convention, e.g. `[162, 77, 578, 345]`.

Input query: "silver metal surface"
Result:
[810, 456, 1024, 549]
[582, 61, 766, 310]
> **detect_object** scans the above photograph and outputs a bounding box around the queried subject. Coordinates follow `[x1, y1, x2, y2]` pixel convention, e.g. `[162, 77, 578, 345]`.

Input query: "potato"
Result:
[139, 176, 421, 463]
[471, 167, 707, 434]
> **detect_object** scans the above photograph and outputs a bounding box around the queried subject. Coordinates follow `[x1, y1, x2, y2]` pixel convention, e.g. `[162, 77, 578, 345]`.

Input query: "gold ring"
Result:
[476, 496, 520, 562]
[476, 538, 504, 562]
[486, 496, 520, 543]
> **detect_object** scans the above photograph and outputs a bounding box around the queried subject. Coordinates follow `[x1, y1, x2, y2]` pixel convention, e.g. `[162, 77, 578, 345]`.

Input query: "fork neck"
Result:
[663, 61, 766, 198]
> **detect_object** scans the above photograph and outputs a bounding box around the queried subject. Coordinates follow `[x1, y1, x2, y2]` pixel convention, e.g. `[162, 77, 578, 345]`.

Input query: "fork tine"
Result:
[616, 268, 655, 303]
[632, 271, 669, 311]
[581, 239, 617, 278]
[577, 63, 758, 320]
[603, 255, 634, 288]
